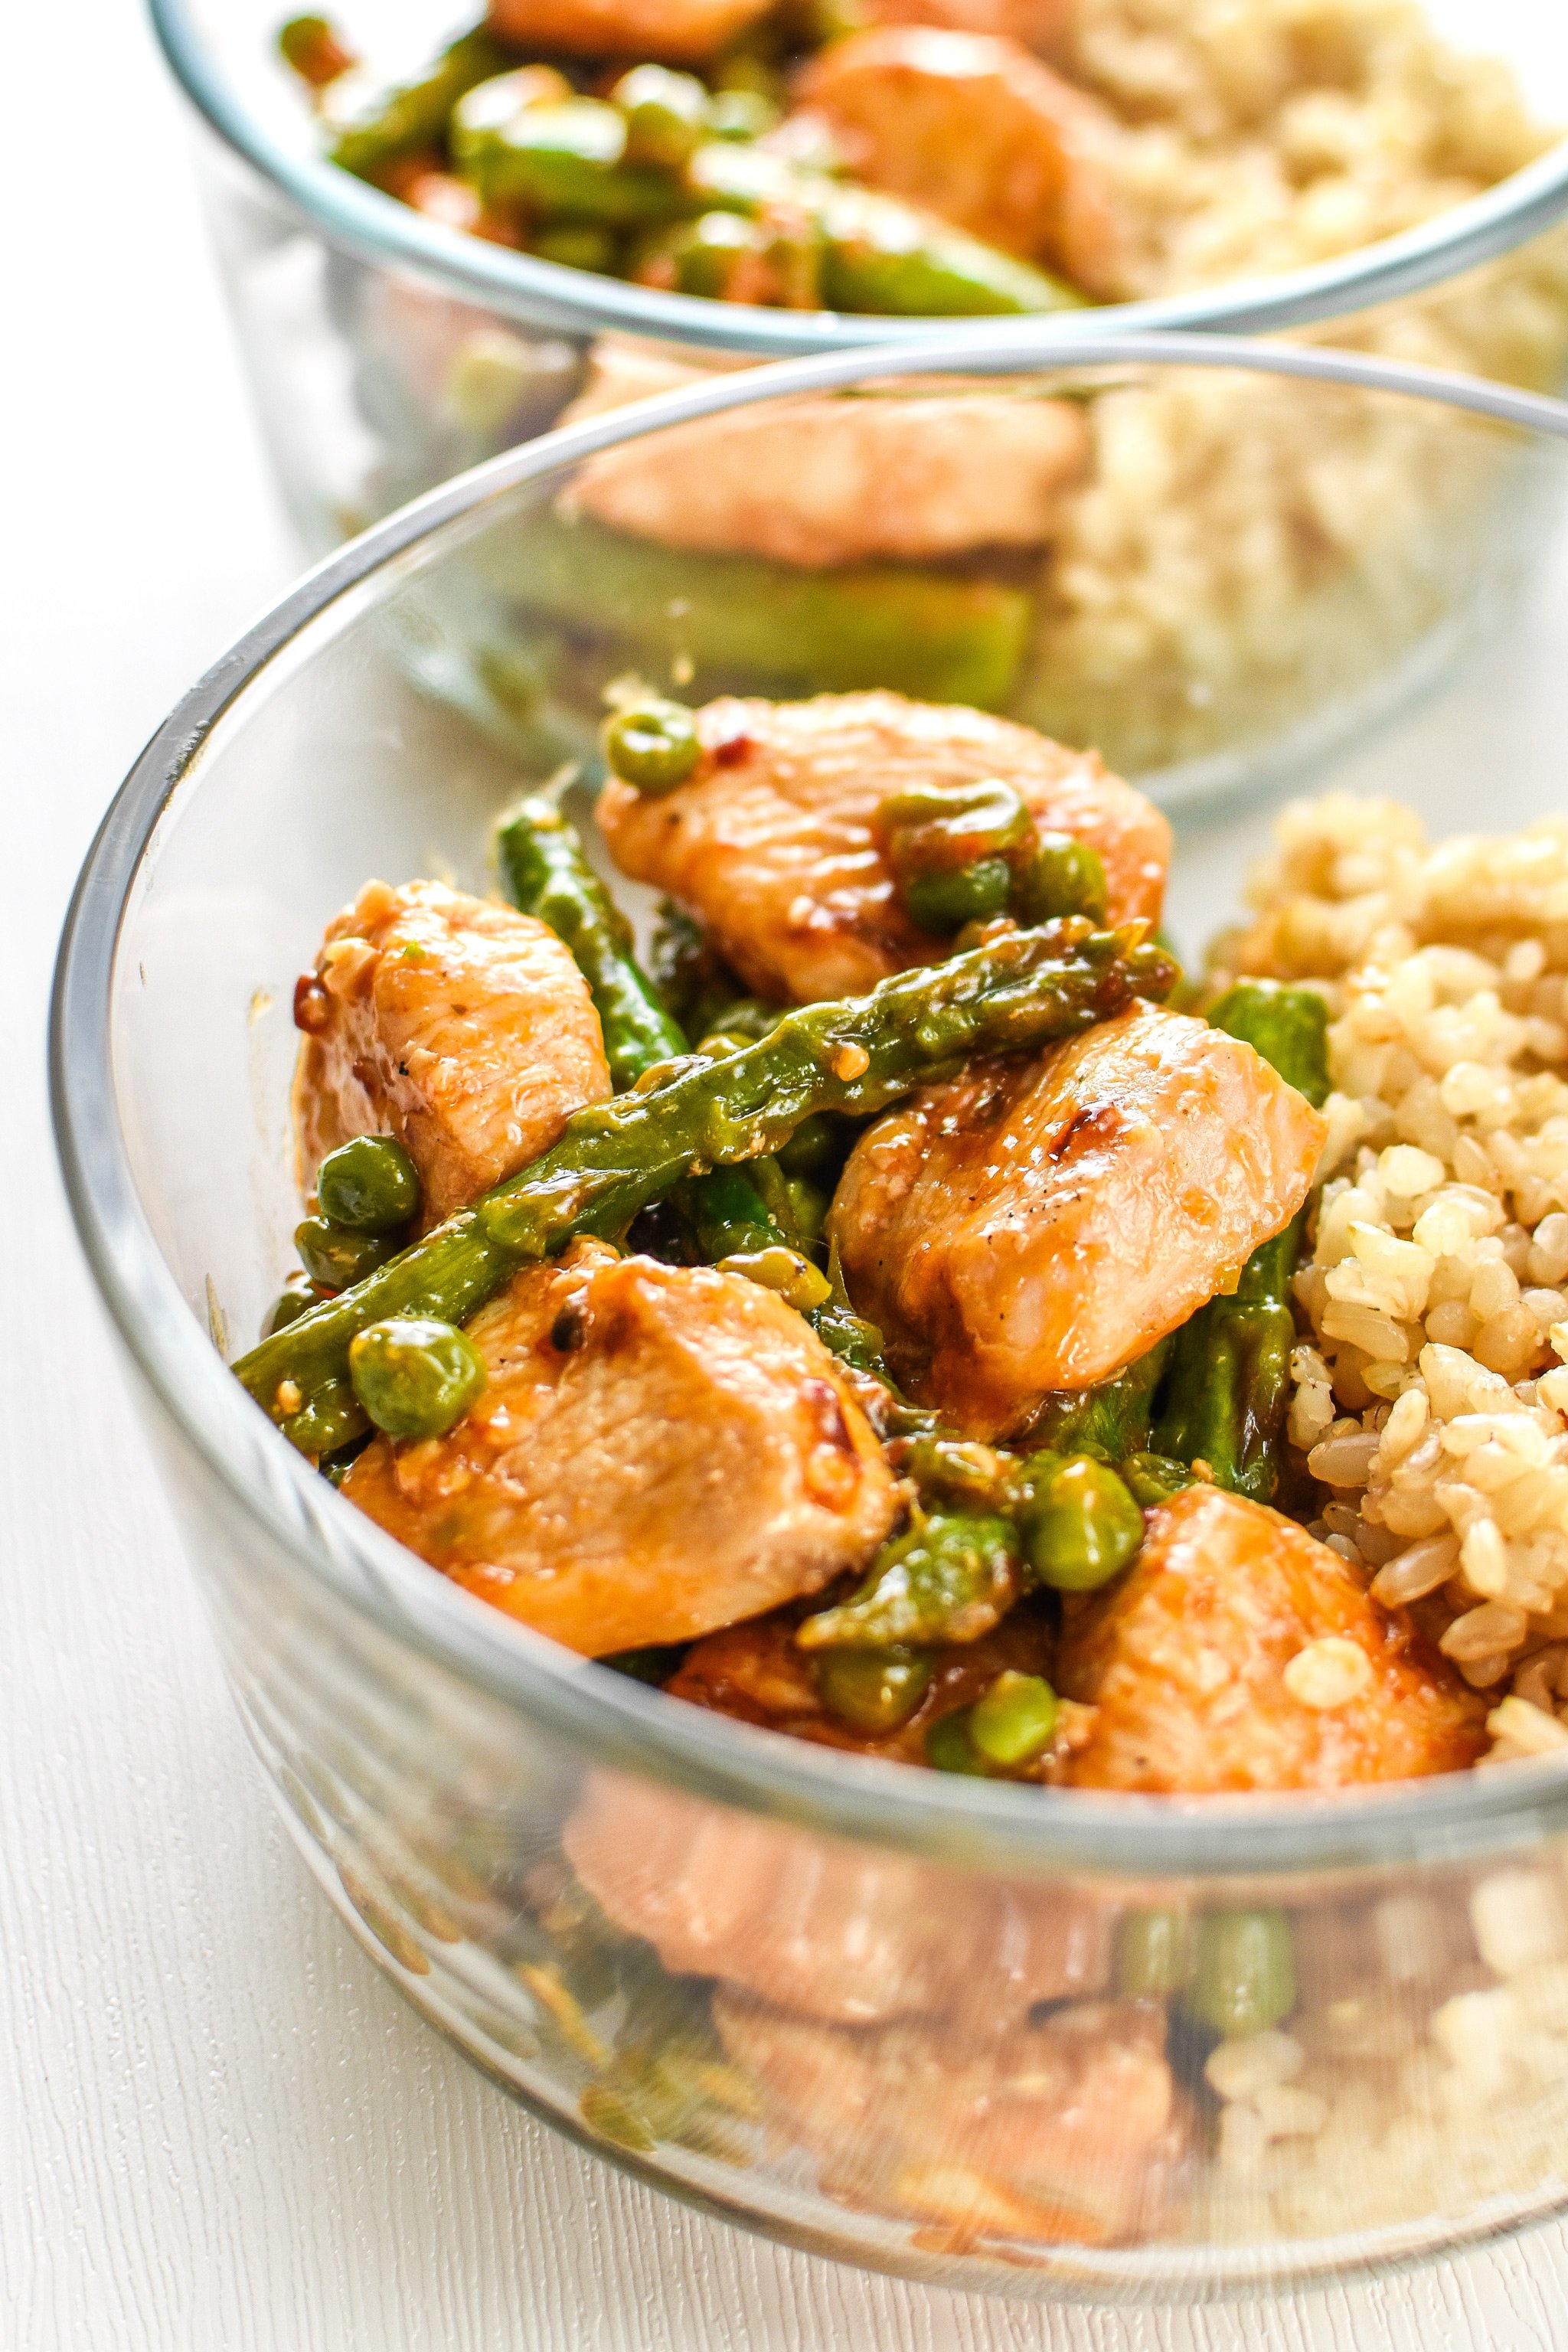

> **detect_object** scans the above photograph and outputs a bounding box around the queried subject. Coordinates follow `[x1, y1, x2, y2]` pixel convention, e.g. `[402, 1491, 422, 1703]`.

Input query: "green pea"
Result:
[1120, 1450, 1196, 1508]
[277, 13, 355, 87]
[1115, 1906, 1191, 1999]
[260, 1282, 316, 1339]
[901, 855, 1013, 938]
[1019, 1454, 1144, 1592]
[348, 1316, 487, 1442]
[969, 1671, 1057, 1768]
[530, 222, 619, 271]
[295, 1216, 400, 1292]
[925, 1707, 987, 1775]
[316, 1135, 422, 1233]
[1013, 832, 1109, 927]
[603, 698, 701, 795]
[815, 1645, 934, 1733]
[1187, 1909, 1296, 2040]
[706, 89, 779, 141]
[611, 65, 710, 168]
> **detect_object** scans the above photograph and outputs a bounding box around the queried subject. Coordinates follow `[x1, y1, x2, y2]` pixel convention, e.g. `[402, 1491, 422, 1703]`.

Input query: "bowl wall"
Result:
[160, 0, 1568, 546]
[57, 345, 1568, 2298]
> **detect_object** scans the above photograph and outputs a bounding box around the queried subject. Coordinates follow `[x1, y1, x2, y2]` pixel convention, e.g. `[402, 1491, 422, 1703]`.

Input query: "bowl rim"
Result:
[151, 0, 1568, 356]
[54, 327, 1568, 1880]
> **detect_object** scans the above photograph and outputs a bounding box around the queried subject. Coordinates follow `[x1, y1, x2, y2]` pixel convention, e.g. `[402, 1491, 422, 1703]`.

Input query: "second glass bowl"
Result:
[155, 0, 1568, 547]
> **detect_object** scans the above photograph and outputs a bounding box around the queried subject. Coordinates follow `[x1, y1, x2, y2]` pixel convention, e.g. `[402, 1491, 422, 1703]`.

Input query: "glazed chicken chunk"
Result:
[714, 1991, 1186, 2246]
[293, 878, 611, 1224]
[830, 1000, 1327, 1437]
[861, 0, 1072, 54]
[597, 691, 1170, 1004]
[798, 28, 1125, 294]
[564, 343, 1091, 568]
[1055, 1485, 1488, 1792]
[566, 1769, 1111, 2027]
[342, 1241, 899, 1655]
[486, 0, 770, 61]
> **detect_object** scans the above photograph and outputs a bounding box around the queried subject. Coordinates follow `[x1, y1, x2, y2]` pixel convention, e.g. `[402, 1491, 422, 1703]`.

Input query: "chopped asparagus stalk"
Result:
[497, 796, 685, 1088]
[1027, 1338, 1171, 1462]
[818, 182, 1086, 317]
[323, 26, 511, 183]
[496, 794, 793, 1262]
[798, 1512, 1021, 1649]
[1152, 982, 1330, 1504]
[475, 511, 1034, 709]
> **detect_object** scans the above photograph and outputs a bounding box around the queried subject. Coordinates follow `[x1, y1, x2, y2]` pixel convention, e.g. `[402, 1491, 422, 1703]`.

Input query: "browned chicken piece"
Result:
[714, 1991, 1188, 2246]
[667, 1596, 1059, 1760]
[861, 0, 1073, 57]
[597, 691, 1170, 1004]
[486, 0, 771, 61]
[292, 878, 610, 1225]
[1054, 1485, 1488, 1793]
[566, 1768, 1112, 2027]
[342, 1241, 898, 1655]
[830, 1001, 1328, 1438]
[797, 28, 1126, 296]
[562, 343, 1090, 568]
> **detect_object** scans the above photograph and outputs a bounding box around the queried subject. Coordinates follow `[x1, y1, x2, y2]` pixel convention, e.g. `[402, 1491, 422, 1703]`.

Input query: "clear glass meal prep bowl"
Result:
[51, 332, 1568, 2301]
[154, 0, 1568, 550]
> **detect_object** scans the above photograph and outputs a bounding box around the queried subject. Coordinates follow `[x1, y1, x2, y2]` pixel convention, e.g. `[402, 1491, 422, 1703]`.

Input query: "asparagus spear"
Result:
[1026, 1338, 1171, 1462]
[322, 26, 512, 183]
[495, 795, 795, 1256]
[796, 1512, 1021, 1649]
[453, 94, 693, 227]
[480, 512, 1033, 710]
[497, 797, 685, 1089]
[815, 182, 1085, 317]
[236, 919, 1175, 1453]
[1152, 981, 1330, 1504]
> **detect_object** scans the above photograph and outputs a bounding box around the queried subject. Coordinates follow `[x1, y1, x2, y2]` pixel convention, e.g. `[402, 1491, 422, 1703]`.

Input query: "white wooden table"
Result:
[10, 6, 1568, 2344]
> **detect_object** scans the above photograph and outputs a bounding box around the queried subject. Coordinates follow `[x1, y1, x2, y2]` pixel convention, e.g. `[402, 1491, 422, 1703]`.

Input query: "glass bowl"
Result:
[52, 335, 1568, 2302]
[154, 0, 1568, 548]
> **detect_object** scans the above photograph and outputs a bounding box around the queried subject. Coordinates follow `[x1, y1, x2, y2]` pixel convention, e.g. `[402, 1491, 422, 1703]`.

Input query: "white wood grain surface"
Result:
[10, 5, 1568, 2343]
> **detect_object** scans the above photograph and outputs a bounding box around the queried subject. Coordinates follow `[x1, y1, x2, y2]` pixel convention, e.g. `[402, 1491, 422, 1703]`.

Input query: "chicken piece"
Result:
[714, 1991, 1187, 2246]
[566, 1768, 1111, 2026]
[862, 0, 1073, 57]
[597, 691, 1169, 1004]
[1054, 1485, 1488, 1792]
[797, 28, 1125, 295]
[342, 1241, 898, 1655]
[292, 878, 610, 1226]
[666, 1595, 1059, 1760]
[486, 0, 770, 61]
[830, 1002, 1327, 1438]
[562, 342, 1090, 568]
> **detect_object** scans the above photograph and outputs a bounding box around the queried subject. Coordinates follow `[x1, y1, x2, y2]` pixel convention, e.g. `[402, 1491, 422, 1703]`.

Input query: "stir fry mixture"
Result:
[276, 0, 1557, 317]
[234, 684, 1568, 1798]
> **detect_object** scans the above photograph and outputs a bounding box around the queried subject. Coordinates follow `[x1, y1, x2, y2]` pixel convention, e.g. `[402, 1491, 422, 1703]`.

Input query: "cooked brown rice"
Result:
[1211, 794, 1568, 1762]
